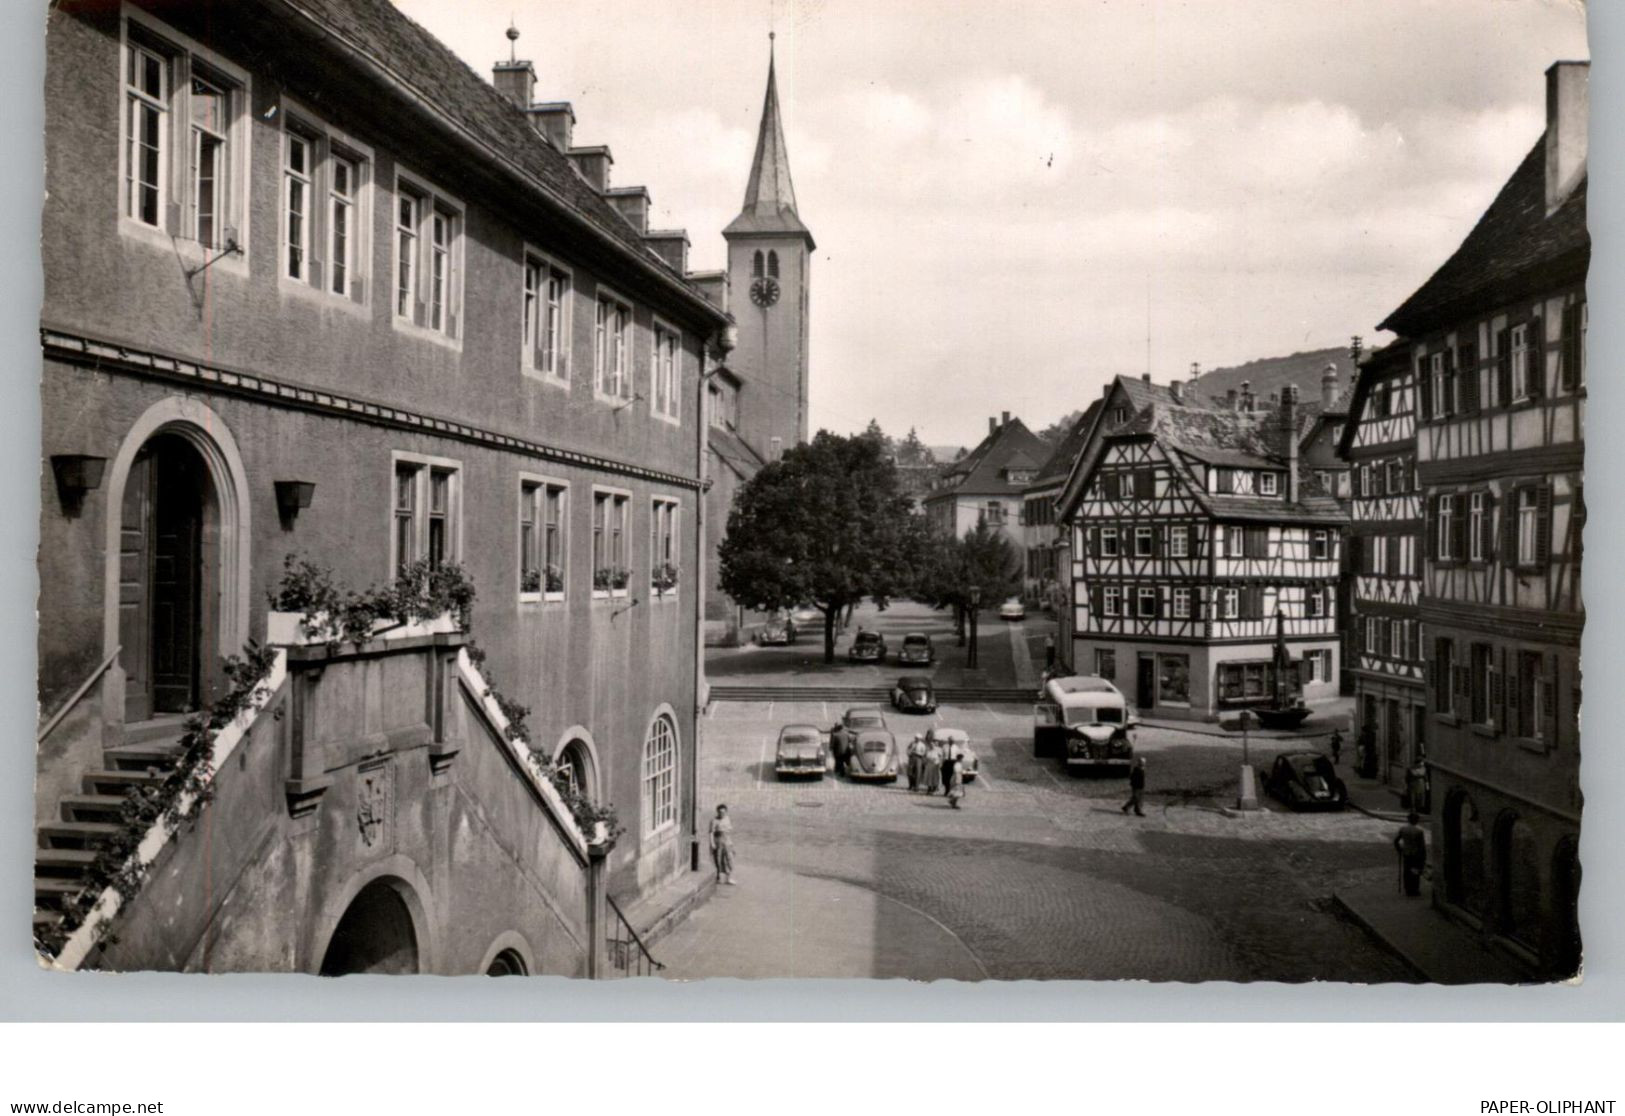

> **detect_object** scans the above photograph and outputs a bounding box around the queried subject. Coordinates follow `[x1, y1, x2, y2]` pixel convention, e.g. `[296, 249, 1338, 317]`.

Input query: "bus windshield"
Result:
[1064, 705, 1124, 726]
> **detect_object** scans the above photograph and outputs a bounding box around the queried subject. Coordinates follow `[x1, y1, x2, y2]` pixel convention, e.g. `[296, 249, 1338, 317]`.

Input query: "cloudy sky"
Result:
[396, 0, 1588, 449]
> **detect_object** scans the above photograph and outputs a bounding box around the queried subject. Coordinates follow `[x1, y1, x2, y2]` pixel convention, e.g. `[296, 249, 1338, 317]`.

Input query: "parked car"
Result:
[774, 724, 828, 779]
[898, 632, 935, 665]
[754, 614, 796, 646]
[790, 605, 823, 627]
[1262, 751, 1348, 811]
[927, 726, 980, 782]
[891, 675, 937, 714]
[998, 598, 1026, 621]
[830, 706, 889, 767]
[848, 630, 887, 663]
[846, 728, 899, 782]
[1034, 674, 1137, 771]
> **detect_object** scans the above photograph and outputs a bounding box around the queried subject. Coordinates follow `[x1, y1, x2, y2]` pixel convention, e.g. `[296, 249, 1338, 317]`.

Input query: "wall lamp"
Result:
[275, 480, 316, 527]
[51, 454, 106, 516]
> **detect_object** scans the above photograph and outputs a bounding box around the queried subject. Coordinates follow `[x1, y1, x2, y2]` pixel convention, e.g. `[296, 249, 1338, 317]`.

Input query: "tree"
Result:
[895, 426, 935, 467]
[1037, 409, 1085, 447]
[719, 431, 925, 663]
[860, 418, 896, 460]
[909, 520, 1023, 644]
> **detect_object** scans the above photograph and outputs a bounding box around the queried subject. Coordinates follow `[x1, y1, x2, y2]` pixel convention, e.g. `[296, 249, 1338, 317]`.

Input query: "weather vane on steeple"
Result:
[506, 19, 519, 64]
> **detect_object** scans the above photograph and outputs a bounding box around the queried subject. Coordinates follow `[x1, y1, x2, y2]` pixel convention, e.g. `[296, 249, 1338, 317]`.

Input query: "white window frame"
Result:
[651, 497, 680, 599]
[1259, 471, 1279, 496]
[1102, 586, 1122, 618]
[1469, 492, 1486, 563]
[1437, 494, 1457, 561]
[1219, 588, 1238, 619]
[591, 486, 632, 598]
[651, 318, 682, 424]
[1099, 526, 1119, 558]
[1430, 352, 1448, 419]
[1172, 587, 1191, 619]
[1516, 487, 1539, 566]
[642, 714, 678, 837]
[1385, 460, 1404, 494]
[280, 106, 373, 306]
[389, 452, 462, 579]
[518, 473, 569, 604]
[594, 288, 634, 402]
[1169, 526, 1189, 559]
[1134, 526, 1154, 558]
[1137, 587, 1157, 618]
[1511, 323, 1532, 401]
[119, 8, 252, 269]
[1311, 530, 1330, 560]
[393, 167, 464, 345]
[522, 247, 572, 386]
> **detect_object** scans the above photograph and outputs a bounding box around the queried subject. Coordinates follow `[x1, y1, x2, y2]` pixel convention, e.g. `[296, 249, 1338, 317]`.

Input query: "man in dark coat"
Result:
[1394, 812, 1427, 897]
[1121, 756, 1147, 817]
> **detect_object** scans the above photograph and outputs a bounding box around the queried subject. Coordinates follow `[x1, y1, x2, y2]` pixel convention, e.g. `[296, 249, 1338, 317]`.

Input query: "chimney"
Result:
[567, 146, 613, 192]
[1322, 361, 1340, 410]
[528, 102, 575, 150]
[1545, 61, 1589, 215]
[1002, 411, 1011, 428]
[1280, 385, 1300, 503]
[1226, 388, 1238, 410]
[989, 417, 997, 436]
[684, 270, 728, 312]
[492, 26, 536, 109]
[644, 229, 689, 273]
[606, 186, 651, 233]
[1240, 380, 1255, 412]
[1170, 381, 1184, 403]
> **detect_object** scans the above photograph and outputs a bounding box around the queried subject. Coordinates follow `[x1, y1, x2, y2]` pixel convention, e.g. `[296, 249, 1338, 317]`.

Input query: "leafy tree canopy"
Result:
[1037, 409, 1085, 447]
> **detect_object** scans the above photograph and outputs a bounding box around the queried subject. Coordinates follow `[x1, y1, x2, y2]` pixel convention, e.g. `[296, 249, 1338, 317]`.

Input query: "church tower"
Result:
[724, 36, 814, 458]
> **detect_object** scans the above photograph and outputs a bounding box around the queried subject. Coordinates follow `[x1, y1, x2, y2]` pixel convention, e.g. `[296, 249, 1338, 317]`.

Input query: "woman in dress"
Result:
[922, 741, 943, 795]
[709, 804, 736, 885]
[946, 765, 965, 809]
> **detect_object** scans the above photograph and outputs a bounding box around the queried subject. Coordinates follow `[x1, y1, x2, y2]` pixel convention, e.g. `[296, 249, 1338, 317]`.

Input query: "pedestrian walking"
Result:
[947, 765, 966, 809]
[1328, 728, 1343, 766]
[710, 804, 737, 886]
[923, 741, 943, 794]
[1121, 756, 1147, 817]
[907, 734, 926, 791]
[1393, 812, 1427, 897]
[1405, 759, 1430, 814]
[1044, 634, 1056, 670]
[940, 748, 957, 795]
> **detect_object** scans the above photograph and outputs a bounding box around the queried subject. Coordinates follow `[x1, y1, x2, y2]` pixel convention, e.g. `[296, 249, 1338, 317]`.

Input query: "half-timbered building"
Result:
[1063, 385, 1347, 719]
[1375, 62, 1587, 977]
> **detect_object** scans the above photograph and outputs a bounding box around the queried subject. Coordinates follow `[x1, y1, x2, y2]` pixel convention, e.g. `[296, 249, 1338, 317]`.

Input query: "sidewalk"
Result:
[1332, 875, 1533, 984]
[657, 864, 986, 980]
[1139, 698, 1352, 741]
[615, 864, 717, 953]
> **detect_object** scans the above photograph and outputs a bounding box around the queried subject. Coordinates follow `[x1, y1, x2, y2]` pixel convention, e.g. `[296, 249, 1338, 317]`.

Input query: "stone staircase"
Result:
[33, 743, 182, 943]
[707, 684, 1036, 705]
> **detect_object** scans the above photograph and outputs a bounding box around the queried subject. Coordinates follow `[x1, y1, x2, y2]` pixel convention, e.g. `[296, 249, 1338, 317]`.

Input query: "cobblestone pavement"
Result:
[687, 698, 1417, 983]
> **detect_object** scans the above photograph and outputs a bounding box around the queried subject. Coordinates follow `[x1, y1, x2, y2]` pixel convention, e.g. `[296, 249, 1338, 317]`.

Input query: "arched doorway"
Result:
[486, 949, 528, 976]
[319, 878, 421, 976]
[1493, 813, 1542, 947]
[119, 433, 217, 721]
[1443, 790, 1484, 912]
[1552, 836, 1581, 976]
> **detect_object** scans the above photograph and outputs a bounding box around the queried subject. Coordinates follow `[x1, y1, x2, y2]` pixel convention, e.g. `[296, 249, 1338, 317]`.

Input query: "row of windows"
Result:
[1363, 615, 1421, 663]
[119, 11, 687, 422]
[1416, 302, 1586, 423]
[1348, 533, 1418, 578]
[1358, 458, 1413, 498]
[1433, 638, 1563, 744]
[1090, 649, 1333, 696]
[1429, 487, 1553, 568]
[389, 456, 682, 601]
[1090, 583, 1332, 621]
[1086, 524, 1334, 561]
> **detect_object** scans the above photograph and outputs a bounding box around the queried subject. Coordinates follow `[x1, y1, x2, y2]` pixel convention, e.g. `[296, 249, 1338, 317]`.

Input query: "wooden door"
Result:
[118, 451, 154, 722]
[150, 440, 202, 713]
[1136, 655, 1155, 710]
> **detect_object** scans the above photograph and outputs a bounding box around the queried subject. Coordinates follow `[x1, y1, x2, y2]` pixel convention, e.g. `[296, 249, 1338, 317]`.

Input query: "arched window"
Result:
[767, 250, 779, 279]
[486, 948, 528, 976]
[1444, 789, 1484, 912]
[752, 250, 764, 278]
[1493, 812, 1542, 947]
[643, 714, 678, 835]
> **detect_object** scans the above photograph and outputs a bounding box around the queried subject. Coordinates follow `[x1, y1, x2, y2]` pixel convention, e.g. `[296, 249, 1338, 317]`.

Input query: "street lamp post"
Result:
[967, 586, 982, 669]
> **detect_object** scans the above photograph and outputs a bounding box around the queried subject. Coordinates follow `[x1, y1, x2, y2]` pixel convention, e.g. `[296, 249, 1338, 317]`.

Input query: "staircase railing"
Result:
[605, 893, 664, 977]
[36, 645, 120, 745]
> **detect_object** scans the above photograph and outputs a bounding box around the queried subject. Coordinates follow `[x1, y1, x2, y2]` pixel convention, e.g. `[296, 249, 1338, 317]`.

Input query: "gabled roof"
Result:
[1336, 340, 1412, 458]
[1379, 137, 1588, 335]
[1027, 400, 1101, 493]
[723, 44, 815, 248]
[925, 418, 1053, 501]
[278, 0, 725, 325]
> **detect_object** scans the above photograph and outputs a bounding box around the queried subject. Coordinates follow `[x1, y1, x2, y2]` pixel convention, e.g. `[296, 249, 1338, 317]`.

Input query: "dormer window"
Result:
[1259, 472, 1279, 496]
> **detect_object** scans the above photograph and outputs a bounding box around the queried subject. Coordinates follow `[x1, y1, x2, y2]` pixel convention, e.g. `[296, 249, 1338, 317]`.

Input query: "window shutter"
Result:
[1347, 534, 1362, 574]
[1154, 588, 1164, 619]
[1090, 585, 1102, 617]
[1460, 344, 1480, 413]
[1387, 535, 1401, 574]
[1419, 365, 1433, 421]
[1544, 655, 1560, 742]
[1152, 525, 1163, 556]
[1505, 650, 1521, 735]
[1451, 500, 1466, 563]
[1527, 317, 1545, 399]
[1444, 348, 1457, 414]
[1425, 498, 1438, 561]
[1560, 304, 1579, 391]
[1373, 466, 1385, 497]
[1480, 491, 1496, 561]
[1536, 485, 1553, 565]
[1087, 527, 1098, 557]
[1496, 329, 1512, 406]
[1503, 487, 1519, 565]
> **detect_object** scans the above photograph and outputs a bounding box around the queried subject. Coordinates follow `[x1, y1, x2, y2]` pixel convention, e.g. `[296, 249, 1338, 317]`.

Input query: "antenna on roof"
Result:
[505, 19, 519, 64]
[1144, 277, 1151, 381]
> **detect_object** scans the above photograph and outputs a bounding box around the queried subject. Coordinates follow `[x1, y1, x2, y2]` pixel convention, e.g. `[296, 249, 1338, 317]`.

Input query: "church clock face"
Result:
[749, 276, 780, 308]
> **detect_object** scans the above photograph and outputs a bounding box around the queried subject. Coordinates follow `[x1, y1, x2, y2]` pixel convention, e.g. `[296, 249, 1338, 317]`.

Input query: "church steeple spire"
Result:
[725, 35, 814, 247]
